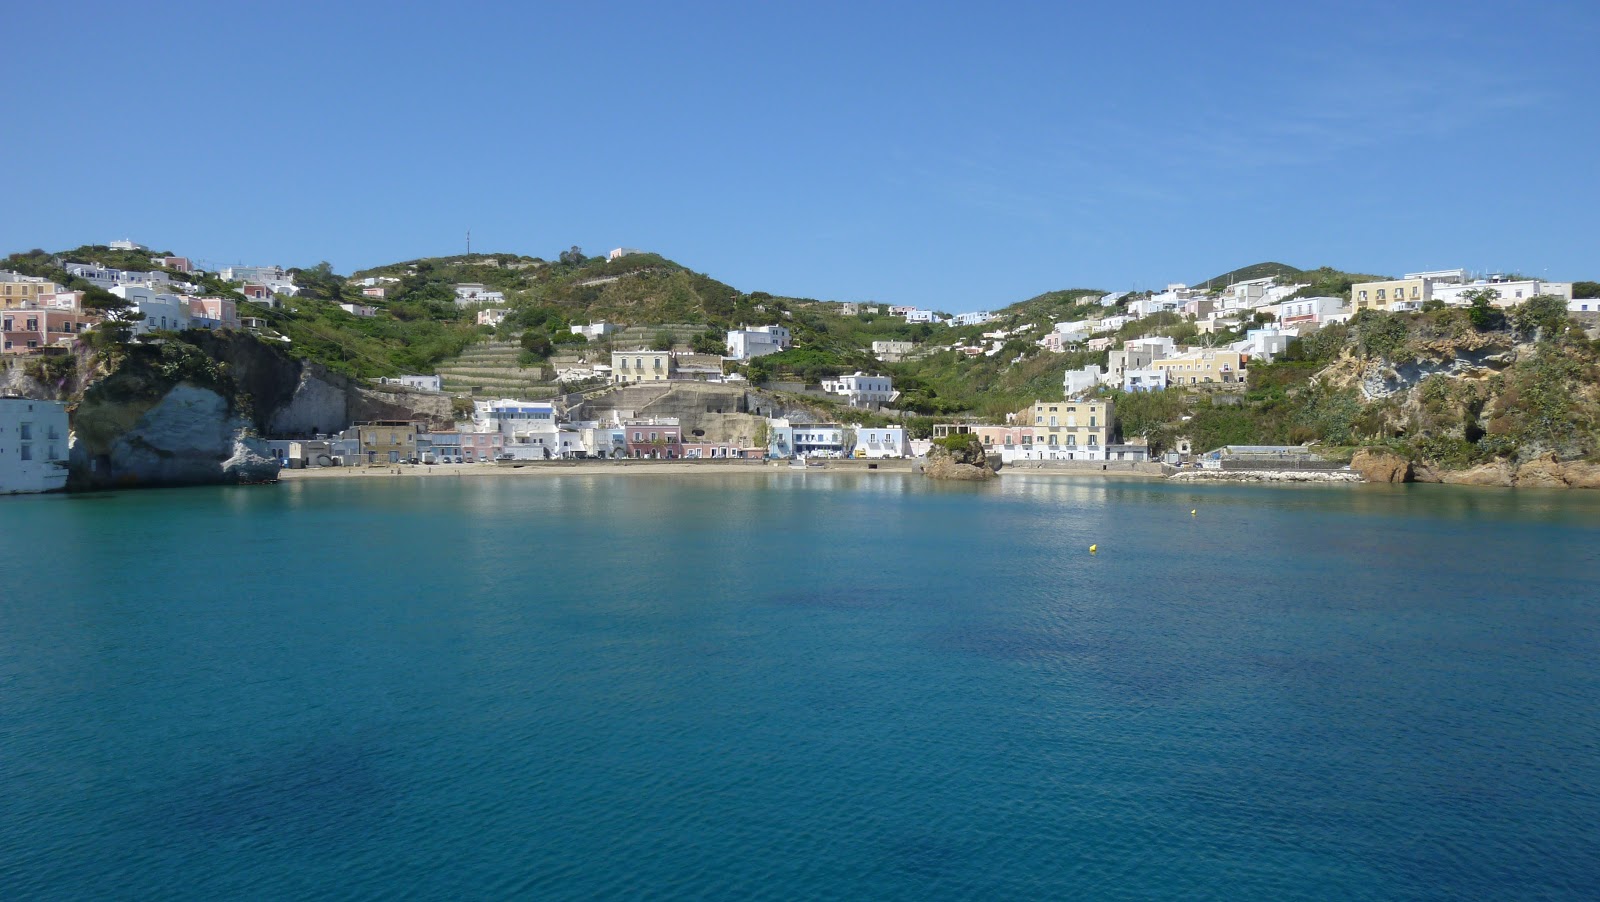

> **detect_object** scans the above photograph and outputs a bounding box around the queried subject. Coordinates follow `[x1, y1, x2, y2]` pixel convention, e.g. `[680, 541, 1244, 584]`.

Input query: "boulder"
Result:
[923, 436, 996, 481]
[1351, 448, 1412, 483]
[1556, 460, 1600, 489]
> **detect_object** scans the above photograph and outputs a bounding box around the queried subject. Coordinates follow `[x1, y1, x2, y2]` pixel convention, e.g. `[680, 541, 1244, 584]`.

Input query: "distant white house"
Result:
[571, 321, 618, 339]
[220, 265, 287, 284]
[453, 283, 505, 305]
[108, 239, 146, 251]
[607, 248, 644, 262]
[904, 309, 944, 324]
[872, 340, 916, 361]
[1570, 298, 1600, 313]
[950, 311, 995, 327]
[65, 262, 172, 289]
[384, 374, 442, 392]
[820, 372, 897, 408]
[1277, 296, 1349, 328]
[726, 324, 791, 360]
[479, 308, 509, 327]
[1232, 327, 1292, 362]
[0, 398, 69, 494]
[338, 303, 377, 317]
[1123, 368, 1169, 392]
[1431, 279, 1574, 308]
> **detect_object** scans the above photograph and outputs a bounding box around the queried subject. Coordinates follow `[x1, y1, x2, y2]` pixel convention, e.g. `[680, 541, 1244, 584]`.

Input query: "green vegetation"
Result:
[1194, 262, 1303, 287]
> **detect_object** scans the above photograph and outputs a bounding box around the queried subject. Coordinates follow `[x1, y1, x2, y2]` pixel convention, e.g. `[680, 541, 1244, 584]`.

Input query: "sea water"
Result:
[2, 474, 1598, 900]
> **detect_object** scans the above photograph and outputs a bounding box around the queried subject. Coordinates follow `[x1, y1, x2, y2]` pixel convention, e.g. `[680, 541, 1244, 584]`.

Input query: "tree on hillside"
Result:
[559, 246, 587, 266]
[651, 331, 675, 351]
[1512, 295, 1571, 342]
[1573, 281, 1600, 299]
[1463, 288, 1503, 332]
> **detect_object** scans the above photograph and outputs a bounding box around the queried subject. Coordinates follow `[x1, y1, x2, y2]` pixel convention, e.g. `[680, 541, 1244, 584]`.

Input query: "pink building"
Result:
[624, 420, 683, 459]
[459, 432, 504, 462]
[160, 257, 193, 273]
[241, 283, 271, 300]
[973, 424, 1035, 452]
[361, 286, 387, 299]
[1, 296, 100, 354]
[188, 296, 240, 330]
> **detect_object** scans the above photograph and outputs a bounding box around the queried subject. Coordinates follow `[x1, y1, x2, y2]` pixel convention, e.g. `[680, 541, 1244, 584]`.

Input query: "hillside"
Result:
[1196, 261, 1304, 287]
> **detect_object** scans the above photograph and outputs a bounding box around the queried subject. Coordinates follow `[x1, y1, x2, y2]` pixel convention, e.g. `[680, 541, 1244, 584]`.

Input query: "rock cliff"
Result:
[68, 332, 452, 490]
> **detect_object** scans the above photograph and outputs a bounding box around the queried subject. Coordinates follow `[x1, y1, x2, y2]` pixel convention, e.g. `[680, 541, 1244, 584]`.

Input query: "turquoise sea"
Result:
[2, 473, 1598, 900]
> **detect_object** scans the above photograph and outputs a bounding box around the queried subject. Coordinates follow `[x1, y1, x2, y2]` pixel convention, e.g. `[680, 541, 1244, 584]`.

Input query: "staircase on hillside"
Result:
[434, 341, 556, 398]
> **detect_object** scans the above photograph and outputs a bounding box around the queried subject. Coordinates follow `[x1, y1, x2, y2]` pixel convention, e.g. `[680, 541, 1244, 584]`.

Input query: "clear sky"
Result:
[6, 1, 1596, 307]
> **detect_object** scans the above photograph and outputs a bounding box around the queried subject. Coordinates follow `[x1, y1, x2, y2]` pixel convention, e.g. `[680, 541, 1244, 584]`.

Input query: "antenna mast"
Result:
[466, 229, 471, 256]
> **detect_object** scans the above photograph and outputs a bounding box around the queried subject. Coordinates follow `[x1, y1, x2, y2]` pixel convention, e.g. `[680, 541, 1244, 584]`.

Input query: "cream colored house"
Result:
[1151, 349, 1248, 385]
[1352, 278, 1429, 313]
[611, 350, 675, 384]
[1018, 399, 1114, 460]
[0, 275, 62, 309]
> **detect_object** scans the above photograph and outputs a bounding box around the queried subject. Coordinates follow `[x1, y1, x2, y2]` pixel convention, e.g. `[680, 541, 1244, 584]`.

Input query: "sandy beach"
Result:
[277, 460, 884, 480]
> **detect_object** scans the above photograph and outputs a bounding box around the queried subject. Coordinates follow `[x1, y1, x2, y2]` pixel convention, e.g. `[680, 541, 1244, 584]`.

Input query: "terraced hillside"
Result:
[434, 341, 555, 398]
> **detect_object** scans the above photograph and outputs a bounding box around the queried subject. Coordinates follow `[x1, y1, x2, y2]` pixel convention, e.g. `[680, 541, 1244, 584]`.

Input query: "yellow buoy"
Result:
[1089, 544, 1098, 554]
[1191, 509, 1197, 516]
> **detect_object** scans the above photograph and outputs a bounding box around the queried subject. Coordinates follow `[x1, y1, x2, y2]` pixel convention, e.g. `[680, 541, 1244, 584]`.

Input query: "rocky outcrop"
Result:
[71, 384, 279, 489]
[1170, 470, 1362, 484]
[923, 437, 996, 481]
[1351, 448, 1412, 483]
[1439, 460, 1515, 487]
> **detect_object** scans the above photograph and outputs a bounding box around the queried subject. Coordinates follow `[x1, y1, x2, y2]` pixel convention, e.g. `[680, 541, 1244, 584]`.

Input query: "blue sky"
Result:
[5, 1, 1596, 308]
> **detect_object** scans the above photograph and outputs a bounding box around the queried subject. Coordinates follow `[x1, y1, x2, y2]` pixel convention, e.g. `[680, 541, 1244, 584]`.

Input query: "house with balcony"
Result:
[820, 372, 898, 408]
[356, 421, 421, 464]
[725, 324, 792, 360]
[611, 350, 675, 383]
[853, 425, 908, 458]
[452, 283, 505, 306]
[1018, 399, 1115, 461]
[767, 419, 849, 458]
[624, 417, 683, 458]
[0, 398, 69, 493]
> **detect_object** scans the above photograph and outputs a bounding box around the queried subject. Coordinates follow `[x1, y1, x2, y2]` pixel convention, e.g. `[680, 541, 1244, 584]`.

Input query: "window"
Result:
[1088, 435, 1098, 446]
[1066, 435, 1076, 446]
[1035, 416, 1042, 425]
[1376, 289, 1386, 301]
[20, 444, 32, 461]
[634, 432, 642, 441]
[1049, 416, 1057, 427]
[1090, 416, 1097, 427]
[19, 423, 31, 441]
[1047, 435, 1057, 445]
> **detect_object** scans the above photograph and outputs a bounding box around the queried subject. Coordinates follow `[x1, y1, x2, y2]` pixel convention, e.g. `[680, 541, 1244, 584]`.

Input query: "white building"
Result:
[1569, 298, 1600, 313]
[950, 311, 995, 327]
[1123, 368, 1169, 392]
[220, 265, 287, 284]
[1099, 291, 1129, 307]
[392, 375, 442, 392]
[338, 303, 377, 317]
[110, 285, 190, 335]
[820, 372, 897, 408]
[904, 309, 944, 324]
[767, 419, 848, 458]
[1277, 296, 1349, 329]
[467, 398, 559, 459]
[108, 239, 146, 251]
[65, 262, 172, 289]
[453, 283, 505, 306]
[1106, 336, 1177, 384]
[1063, 365, 1103, 398]
[725, 324, 791, 360]
[853, 425, 908, 458]
[1431, 278, 1574, 308]
[570, 321, 618, 340]
[607, 248, 644, 261]
[1232, 327, 1292, 362]
[478, 308, 509, 327]
[0, 398, 69, 494]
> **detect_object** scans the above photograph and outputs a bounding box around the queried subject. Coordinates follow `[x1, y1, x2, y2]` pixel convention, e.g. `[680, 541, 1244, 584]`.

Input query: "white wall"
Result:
[0, 399, 69, 493]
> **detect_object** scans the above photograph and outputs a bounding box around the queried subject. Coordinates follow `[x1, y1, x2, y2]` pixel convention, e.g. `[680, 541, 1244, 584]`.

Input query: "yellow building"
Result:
[1351, 278, 1428, 313]
[1, 278, 63, 309]
[1019, 399, 1114, 456]
[357, 421, 420, 463]
[1152, 349, 1248, 385]
[611, 350, 675, 384]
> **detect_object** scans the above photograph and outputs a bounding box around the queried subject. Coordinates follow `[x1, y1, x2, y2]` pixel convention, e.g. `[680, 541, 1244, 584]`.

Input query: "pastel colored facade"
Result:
[820, 372, 897, 408]
[158, 256, 192, 273]
[2, 298, 99, 353]
[424, 432, 462, 462]
[357, 421, 421, 463]
[0, 398, 69, 493]
[459, 431, 504, 461]
[1019, 399, 1115, 460]
[853, 425, 908, 458]
[725, 324, 792, 360]
[338, 303, 378, 317]
[1, 273, 63, 308]
[188, 296, 240, 330]
[612, 350, 675, 384]
[624, 418, 683, 458]
[1151, 349, 1247, 385]
[361, 286, 387, 299]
